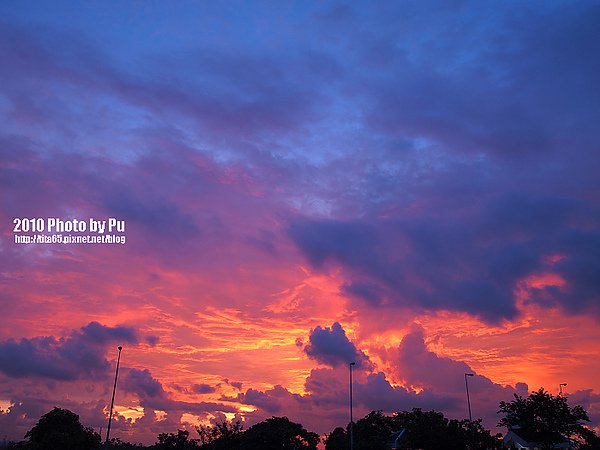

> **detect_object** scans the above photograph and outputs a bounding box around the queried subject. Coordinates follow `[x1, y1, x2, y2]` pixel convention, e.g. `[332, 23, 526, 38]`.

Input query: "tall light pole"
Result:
[465, 373, 474, 422]
[349, 362, 356, 450]
[559, 383, 567, 396]
[105, 346, 123, 449]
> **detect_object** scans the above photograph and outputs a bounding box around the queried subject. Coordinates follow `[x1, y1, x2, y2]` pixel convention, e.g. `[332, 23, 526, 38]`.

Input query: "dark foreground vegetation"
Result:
[2, 388, 599, 449]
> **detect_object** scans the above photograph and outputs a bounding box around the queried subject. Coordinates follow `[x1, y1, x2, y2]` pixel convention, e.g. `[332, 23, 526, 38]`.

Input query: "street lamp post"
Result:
[465, 373, 474, 422]
[559, 383, 567, 396]
[105, 346, 123, 449]
[349, 362, 356, 450]
[560, 382, 572, 449]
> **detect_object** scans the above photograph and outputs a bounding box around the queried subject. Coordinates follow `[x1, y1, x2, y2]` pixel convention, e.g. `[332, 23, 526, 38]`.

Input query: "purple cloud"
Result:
[120, 367, 238, 417]
[122, 368, 165, 398]
[290, 190, 600, 323]
[0, 322, 138, 380]
[192, 383, 216, 394]
[232, 387, 284, 414]
[304, 322, 370, 368]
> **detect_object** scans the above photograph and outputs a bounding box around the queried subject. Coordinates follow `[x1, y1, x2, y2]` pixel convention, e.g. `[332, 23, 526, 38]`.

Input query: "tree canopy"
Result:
[498, 387, 597, 449]
[324, 409, 502, 450]
[9, 400, 599, 450]
[23, 407, 101, 450]
[196, 419, 243, 449]
[153, 429, 198, 449]
[241, 416, 320, 450]
[323, 427, 348, 450]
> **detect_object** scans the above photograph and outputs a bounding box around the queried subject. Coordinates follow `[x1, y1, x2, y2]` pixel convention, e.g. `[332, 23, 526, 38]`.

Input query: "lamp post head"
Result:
[559, 383, 567, 396]
[466, 373, 474, 377]
[350, 362, 356, 366]
[118, 346, 122, 351]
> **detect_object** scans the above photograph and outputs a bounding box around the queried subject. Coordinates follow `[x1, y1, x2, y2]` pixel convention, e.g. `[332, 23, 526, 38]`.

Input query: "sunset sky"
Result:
[1, 0, 600, 445]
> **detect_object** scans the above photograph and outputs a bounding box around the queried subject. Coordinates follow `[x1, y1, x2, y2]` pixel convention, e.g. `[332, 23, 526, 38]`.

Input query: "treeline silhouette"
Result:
[2, 388, 599, 449]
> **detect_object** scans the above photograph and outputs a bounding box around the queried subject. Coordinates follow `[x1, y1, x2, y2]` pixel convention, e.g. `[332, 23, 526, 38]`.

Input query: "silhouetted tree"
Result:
[2, 441, 30, 449]
[154, 429, 198, 449]
[327, 409, 501, 450]
[354, 410, 396, 450]
[392, 408, 449, 448]
[446, 418, 503, 450]
[107, 437, 146, 448]
[241, 416, 319, 450]
[24, 407, 101, 450]
[498, 388, 594, 449]
[577, 427, 600, 450]
[197, 420, 243, 449]
[323, 427, 348, 450]
[393, 409, 502, 450]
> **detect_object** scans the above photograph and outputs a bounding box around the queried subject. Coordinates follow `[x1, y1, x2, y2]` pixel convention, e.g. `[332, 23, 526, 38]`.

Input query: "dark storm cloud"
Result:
[546, 231, 600, 314]
[290, 215, 519, 322]
[304, 322, 371, 369]
[0, 322, 138, 380]
[290, 190, 600, 322]
[341, 281, 386, 305]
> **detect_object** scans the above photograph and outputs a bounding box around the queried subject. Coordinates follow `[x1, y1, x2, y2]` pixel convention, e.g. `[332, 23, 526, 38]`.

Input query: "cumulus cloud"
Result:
[396, 327, 473, 394]
[304, 322, 371, 368]
[122, 368, 166, 398]
[79, 321, 138, 345]
[0, 322, 138, 380]
[393, 327, 531, 425]
[231, 387, 286, 414]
